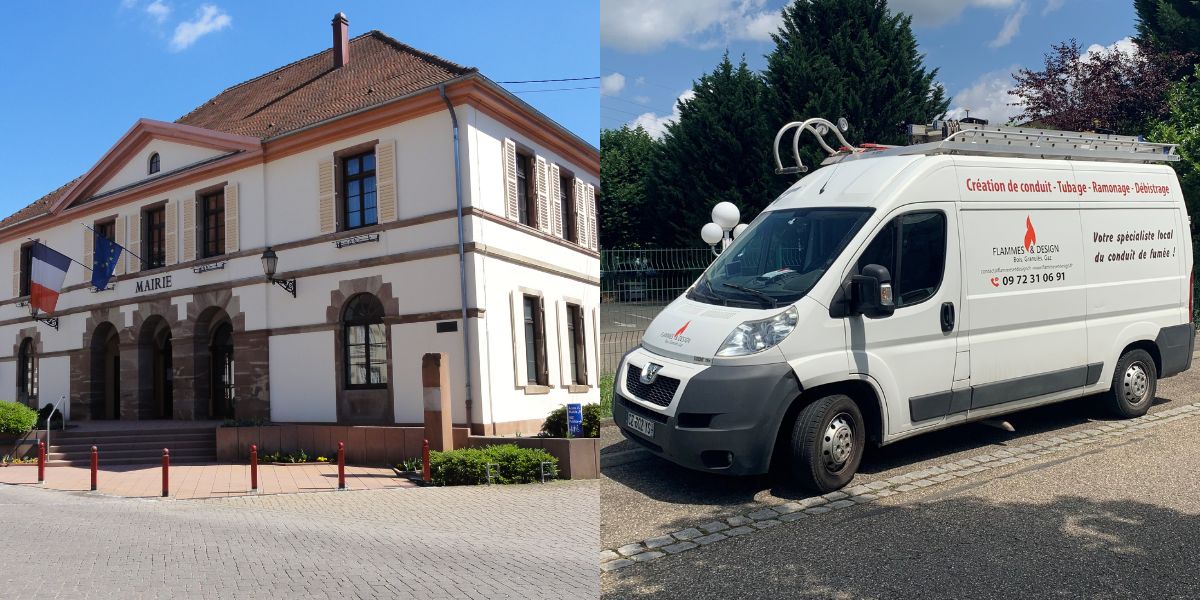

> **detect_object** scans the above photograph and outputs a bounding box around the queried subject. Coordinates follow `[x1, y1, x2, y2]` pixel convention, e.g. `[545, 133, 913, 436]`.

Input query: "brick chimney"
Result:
[332, 12, 349, 69]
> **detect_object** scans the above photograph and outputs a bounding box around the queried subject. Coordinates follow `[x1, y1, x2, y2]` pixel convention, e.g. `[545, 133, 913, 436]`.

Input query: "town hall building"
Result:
[0, 14, 600, 436]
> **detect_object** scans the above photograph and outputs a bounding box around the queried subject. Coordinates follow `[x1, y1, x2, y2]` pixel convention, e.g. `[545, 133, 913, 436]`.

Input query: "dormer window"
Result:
[148, 152, 160, 175]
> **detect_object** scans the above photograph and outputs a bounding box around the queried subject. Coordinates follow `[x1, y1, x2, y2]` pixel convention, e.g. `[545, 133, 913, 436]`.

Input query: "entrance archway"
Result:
[89, 322, 121, 420]
[209, 322, 234, 419]
[138, 316, 173, 419]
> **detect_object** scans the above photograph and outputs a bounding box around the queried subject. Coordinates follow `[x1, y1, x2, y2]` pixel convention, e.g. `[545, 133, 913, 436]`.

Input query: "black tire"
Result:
[1105, 349, 1157, 418]
[789, 394, 865, 493]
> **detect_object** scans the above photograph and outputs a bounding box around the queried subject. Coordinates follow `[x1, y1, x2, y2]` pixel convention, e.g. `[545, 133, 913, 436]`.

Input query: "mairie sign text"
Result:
[135, 275, 173, 294]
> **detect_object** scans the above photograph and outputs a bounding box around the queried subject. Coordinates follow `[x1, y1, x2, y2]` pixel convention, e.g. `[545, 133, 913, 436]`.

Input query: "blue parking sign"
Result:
[567, 403, 583, 437]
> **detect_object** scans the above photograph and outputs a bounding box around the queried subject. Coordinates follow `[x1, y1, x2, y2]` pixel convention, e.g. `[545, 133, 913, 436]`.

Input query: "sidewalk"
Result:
[0, 462, 415, 499]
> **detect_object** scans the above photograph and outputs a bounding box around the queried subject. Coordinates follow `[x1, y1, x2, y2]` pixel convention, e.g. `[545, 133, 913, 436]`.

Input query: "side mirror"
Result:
[849, 264, 895, 318]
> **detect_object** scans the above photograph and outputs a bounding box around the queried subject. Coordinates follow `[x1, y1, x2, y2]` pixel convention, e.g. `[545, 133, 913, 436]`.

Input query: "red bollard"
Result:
[250, 444, 258, 492]
[161, 448, 170, 498]
[337, 441, 346, 490]
[90, 446, 98, 492]
[422, 439, 431, 483]
[37, 440, 45, 483]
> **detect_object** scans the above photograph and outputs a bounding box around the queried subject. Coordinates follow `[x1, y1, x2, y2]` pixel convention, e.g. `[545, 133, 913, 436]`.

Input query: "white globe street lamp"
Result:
[701, 201, 746, 255]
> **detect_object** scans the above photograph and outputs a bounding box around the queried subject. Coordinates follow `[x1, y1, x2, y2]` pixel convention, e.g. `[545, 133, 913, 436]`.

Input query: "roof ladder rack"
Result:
[902, 122, 1180, 163]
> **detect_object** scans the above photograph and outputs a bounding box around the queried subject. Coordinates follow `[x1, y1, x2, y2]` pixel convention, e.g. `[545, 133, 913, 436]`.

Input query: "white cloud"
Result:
[634, 76, 646, 85]
[169, 4, 231, 52]
[145, 0, 170, 24]
[889, 0, 1018, 27]
[633, 95, 651, 104]
[1042, 0, 1066, 15]
[629, 90, 695, 138]
[944, 66, 1023, 125]
[1084, 36, 1136, 59]
[989, 1, 1028, 48]
[601, 0, 783, 53]
[120, 0, 138, 9]
[601, 73, 627, 96]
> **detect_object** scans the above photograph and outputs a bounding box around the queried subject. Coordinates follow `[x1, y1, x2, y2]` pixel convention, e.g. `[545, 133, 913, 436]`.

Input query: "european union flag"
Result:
[91, 234, 122, 290]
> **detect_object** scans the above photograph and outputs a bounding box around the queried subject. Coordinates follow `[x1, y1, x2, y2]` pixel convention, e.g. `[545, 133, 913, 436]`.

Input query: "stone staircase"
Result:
[45, 426, 217, 467]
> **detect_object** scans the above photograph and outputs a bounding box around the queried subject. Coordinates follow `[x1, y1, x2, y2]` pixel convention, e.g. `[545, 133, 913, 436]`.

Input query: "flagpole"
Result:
[82, 224, 144, 264]
[26, 237, 91, 271]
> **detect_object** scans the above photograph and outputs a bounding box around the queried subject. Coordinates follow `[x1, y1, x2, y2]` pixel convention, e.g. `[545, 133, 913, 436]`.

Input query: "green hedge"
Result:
[540, 403, 601, 438]
[0, 401, 37, 435]
[428, 444, 557, 486]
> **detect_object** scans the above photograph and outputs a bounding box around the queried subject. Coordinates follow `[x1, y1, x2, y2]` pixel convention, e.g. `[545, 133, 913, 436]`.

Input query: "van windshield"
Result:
[689, 207, 874, 308]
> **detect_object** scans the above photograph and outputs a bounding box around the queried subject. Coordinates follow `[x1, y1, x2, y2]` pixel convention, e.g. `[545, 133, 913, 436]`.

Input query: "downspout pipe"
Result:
[440, 84, 473, 432]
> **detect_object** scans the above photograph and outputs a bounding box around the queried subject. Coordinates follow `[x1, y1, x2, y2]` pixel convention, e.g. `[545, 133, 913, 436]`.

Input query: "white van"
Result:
[614, 118, 1195, 492]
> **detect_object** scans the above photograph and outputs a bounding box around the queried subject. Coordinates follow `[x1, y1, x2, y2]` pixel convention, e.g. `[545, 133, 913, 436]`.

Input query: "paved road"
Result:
[0, 481, 598, 599]
[601, 367, 1200, 599]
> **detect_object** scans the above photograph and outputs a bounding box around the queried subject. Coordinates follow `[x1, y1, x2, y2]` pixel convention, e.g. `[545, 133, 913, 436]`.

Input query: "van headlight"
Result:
[716, 306, 799, 357]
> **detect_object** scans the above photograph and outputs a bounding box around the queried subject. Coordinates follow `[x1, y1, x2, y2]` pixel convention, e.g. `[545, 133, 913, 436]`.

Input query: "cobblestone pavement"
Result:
[0, 480, 598, 599]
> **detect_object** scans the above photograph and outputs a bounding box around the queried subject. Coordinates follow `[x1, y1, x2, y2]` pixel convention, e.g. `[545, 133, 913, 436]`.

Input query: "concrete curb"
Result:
[599, 401, 1200, 573]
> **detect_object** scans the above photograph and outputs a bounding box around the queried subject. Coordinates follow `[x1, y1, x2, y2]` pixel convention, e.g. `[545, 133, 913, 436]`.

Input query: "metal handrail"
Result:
[43, 395, 66, 455]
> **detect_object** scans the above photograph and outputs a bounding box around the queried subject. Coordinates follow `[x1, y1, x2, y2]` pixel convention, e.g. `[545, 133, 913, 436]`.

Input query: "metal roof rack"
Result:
[775, 118, 1179, 176]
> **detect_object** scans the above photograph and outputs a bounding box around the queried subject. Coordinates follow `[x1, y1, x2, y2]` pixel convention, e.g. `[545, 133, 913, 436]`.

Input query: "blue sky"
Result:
[601, 0, 1137, 137]
[0, 1, 598, 215]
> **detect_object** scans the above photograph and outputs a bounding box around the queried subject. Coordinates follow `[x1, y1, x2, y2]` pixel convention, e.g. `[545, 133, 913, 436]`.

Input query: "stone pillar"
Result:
[232, 330, 270, 421]
[118, 341, 143, 420]
[422, 352, 453, 451]
[171, 334, 198, 420]
[69, 349, 91, 421]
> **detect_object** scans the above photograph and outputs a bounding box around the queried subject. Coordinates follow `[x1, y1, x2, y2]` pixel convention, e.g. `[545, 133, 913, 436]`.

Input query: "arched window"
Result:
[17, 338, 37, 405]
[343, 294, 387, 389]
[148, 152, 160, 175]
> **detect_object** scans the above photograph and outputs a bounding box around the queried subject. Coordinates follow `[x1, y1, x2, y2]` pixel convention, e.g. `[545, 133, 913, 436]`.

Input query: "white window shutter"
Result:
[376, 139, 397, 223]
[127, 213, 141, 272]
[318, 158, 336, 233]
[82, 228, 93, 274]
[114, 216, 126, 275]
[503, 138, 519, 221]
[574, 178, 587, 247]
[182, 197, 196, 263]
[510, 290, 526, 386]
[535, 156, 550, 233]
[557, 301, 570, 386]
[165, 200, 178, 265]
[224, 183, 240, 254]
[548, 164, 562, 238]
[586, 183, 598, 251]
[11, 248, 20, 298]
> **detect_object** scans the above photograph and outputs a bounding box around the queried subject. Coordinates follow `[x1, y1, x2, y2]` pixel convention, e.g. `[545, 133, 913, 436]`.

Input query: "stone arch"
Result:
[326, 276, 399, 425]
[87, 321, 121, 420]
[136, 314, 173, 419]
[12, 327, 42, 409]
[70, 306, 126, 420]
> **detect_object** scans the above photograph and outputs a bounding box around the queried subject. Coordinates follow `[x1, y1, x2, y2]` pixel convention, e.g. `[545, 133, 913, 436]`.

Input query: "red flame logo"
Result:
[674, 321, 692, 338]
[1023, 216, 1036, 251]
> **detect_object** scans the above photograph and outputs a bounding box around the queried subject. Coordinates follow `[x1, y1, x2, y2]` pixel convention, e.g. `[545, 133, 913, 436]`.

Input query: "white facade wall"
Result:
[0, 98, 598, 434]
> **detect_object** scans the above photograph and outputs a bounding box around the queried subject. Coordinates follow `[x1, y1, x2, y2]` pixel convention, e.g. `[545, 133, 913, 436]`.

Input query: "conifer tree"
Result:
[599, 125, 659, 249]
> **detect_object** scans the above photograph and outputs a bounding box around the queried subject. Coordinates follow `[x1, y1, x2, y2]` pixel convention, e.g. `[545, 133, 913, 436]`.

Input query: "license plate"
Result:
[626, 412, 656, 438]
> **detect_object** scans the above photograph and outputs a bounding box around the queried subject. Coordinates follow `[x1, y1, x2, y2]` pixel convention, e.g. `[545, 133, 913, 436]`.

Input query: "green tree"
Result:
[648, 53, 780, 247]
[1136, 0, 1200, 57]
[1150, 65, 1200, 225]
[764, 0, 949, 174]
[599, 125, 658, 249]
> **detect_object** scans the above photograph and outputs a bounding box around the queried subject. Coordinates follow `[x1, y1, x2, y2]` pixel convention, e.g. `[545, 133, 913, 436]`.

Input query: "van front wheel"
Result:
[1106, 349, 1157, 418]
[789, 394, 865, 493]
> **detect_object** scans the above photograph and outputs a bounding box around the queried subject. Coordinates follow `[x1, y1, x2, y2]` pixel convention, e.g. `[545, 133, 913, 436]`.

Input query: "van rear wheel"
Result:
[1106, 349, 1157, 418]
[789, 394, 865, 493]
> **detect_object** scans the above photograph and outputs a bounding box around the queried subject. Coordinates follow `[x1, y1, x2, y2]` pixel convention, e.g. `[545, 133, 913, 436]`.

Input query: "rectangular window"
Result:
[515, 152, 533, 226]
[522, 295, 547, 385]
[342, 151, 377, 230]
[561, 176, 576, 242]
[567, 303, 587, 386]
[18, 244, 32, 296]
[345, 322, 388, 388]
[200, 190, 225, 258]
[857, 211, 947, 308]
[143, 205, 166, 270]
[94, 220, 115, 243]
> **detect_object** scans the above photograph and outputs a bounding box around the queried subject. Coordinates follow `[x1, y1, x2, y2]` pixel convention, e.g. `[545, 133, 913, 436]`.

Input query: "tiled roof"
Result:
[2, 30, 475, 229]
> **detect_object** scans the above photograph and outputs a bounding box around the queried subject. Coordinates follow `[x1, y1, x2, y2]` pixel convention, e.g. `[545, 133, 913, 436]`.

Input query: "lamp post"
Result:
[261, 247, 297, 298]
[702, 202, 745, 256]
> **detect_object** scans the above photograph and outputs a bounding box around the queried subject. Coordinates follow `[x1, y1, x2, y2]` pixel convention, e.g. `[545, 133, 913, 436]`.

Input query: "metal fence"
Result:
[600, 248, 714, 375]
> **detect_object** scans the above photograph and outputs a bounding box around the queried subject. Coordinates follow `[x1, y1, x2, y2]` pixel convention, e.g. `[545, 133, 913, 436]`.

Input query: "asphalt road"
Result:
[602, 363, 1200, 599]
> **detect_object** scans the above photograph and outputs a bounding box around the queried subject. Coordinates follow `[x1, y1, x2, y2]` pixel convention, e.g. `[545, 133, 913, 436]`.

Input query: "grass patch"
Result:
[600, 374, 614, 419]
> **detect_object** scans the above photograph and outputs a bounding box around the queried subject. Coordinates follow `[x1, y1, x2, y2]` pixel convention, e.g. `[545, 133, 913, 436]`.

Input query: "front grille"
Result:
[625, 364, 681, 408]
[618, 395, 668, 424]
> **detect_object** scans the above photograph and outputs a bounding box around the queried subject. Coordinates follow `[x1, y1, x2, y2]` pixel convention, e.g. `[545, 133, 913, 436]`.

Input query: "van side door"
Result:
[844, 203, 963, 434]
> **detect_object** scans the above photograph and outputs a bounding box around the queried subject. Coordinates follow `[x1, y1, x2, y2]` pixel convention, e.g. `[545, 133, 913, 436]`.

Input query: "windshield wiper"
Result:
[721, 283, 777, 308]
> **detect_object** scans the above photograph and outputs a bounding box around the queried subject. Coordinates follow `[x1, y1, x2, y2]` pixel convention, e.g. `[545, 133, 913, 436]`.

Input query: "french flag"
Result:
[29, 242, 71, 315]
